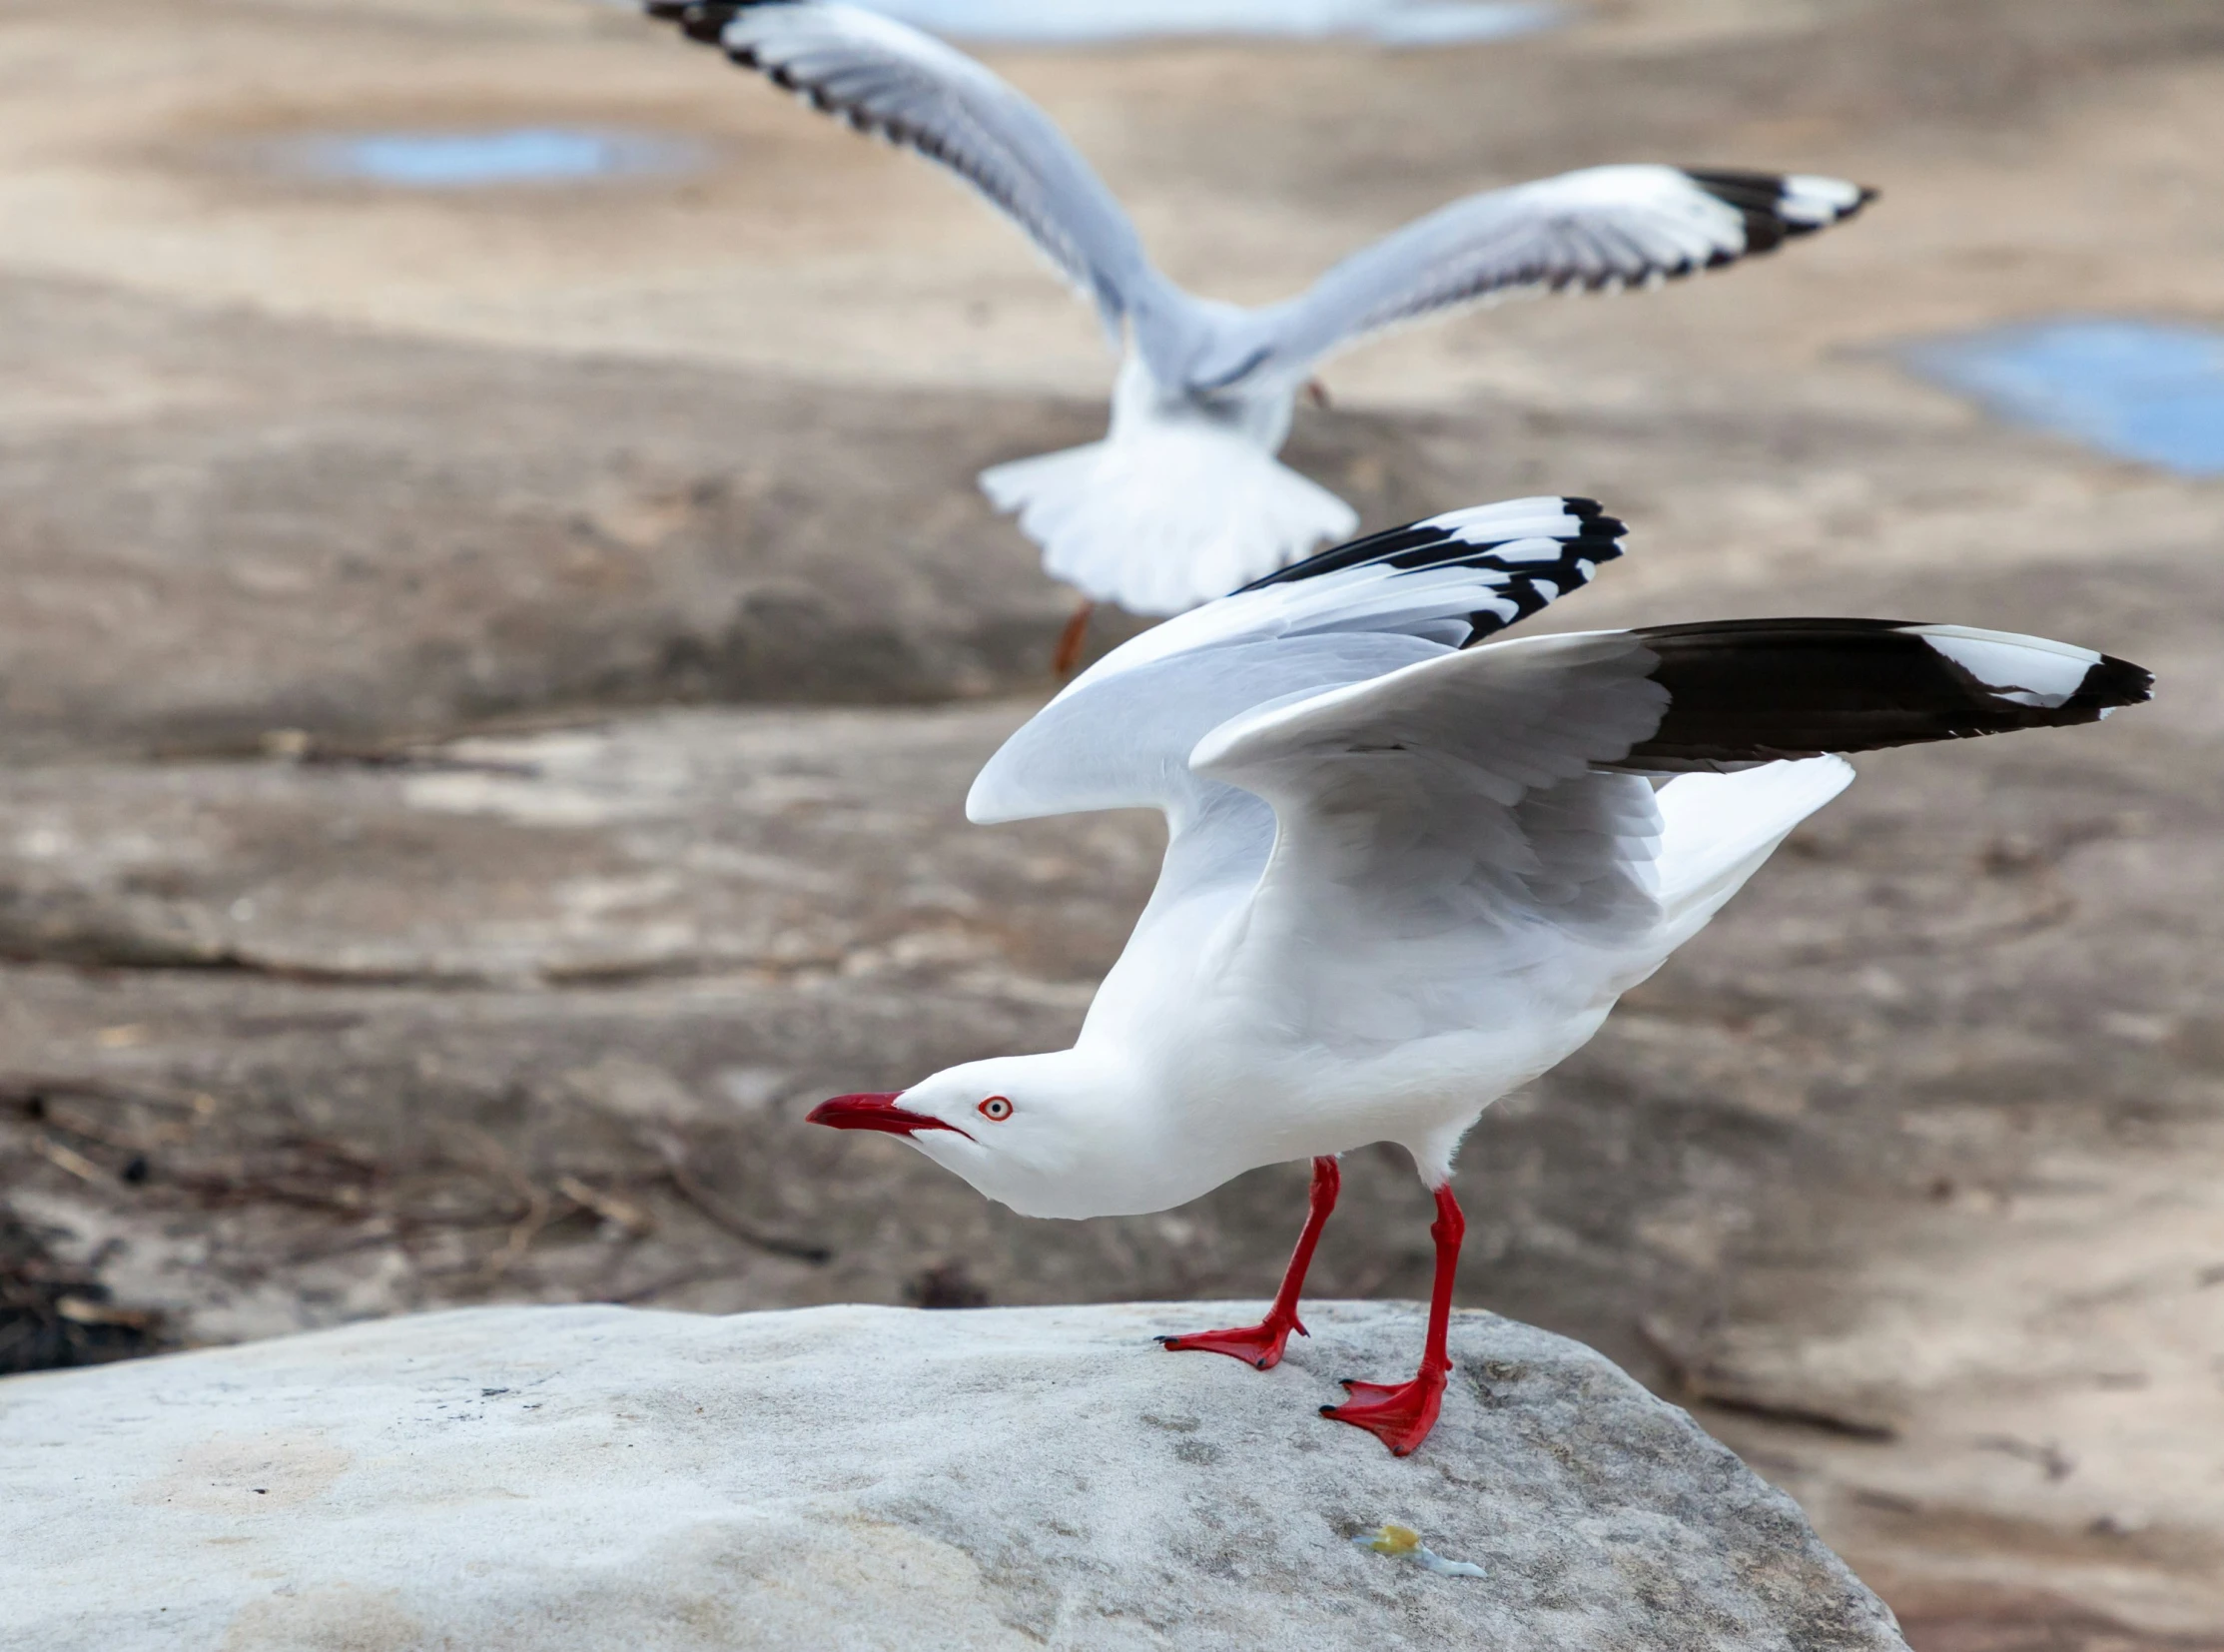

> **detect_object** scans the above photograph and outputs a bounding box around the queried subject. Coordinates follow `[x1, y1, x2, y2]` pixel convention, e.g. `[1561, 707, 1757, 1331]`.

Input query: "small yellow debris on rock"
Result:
[1350, 1524, 1487, 1579]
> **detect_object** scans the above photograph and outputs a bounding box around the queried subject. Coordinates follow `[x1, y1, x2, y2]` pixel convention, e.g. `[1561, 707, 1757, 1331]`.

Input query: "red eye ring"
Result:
[978, 1096, 1013, 1122]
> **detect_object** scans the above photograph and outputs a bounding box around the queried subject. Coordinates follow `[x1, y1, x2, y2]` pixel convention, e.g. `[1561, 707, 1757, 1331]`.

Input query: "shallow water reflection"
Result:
[1903, 318, 2224, 477]
[284, 128, 706, 188]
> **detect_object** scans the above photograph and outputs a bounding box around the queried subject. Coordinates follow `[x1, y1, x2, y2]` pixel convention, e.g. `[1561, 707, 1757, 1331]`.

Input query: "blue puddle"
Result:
[1903, 318, 2224, 477]
[283, 127, 705, 189]
[859, 0, 1563, 46]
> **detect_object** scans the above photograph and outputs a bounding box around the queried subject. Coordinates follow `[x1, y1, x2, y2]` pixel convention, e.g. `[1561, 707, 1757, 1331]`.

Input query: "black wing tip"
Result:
[644, 0, 797, 45]
[643, 0, 797, 12]
[1235, 495, 1630, 646]
[1540, 494, 1627, 541]
[1621, 619, 2153, 766]
[1894, 623, 2153, 721]
[643, 1, 734, 45]
[1557, 497, 1629, 558]
[1237, 495, 1626, 593]
[2069, 650, 2155, 713]
[1677, 167, 1876, 254]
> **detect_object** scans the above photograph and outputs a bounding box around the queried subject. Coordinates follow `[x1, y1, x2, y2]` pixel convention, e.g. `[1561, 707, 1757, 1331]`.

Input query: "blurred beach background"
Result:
[2, 0, 2221, 1643]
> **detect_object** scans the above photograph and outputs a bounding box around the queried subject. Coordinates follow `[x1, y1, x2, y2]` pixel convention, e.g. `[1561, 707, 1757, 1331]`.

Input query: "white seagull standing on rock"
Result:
[639, 0, 1874, 634]
[809, 496, 2151, 1455]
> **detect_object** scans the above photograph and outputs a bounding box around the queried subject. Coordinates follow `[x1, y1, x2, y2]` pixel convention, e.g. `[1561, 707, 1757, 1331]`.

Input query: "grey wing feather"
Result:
[968, 633, 1443, 828]
[649, 1, 1167, 333]
[1211, 164, 1871, 388]
[966, 496, 1633, 917]
[1191, 630, 1671, 942]
[1187, 631, 1681, 1046]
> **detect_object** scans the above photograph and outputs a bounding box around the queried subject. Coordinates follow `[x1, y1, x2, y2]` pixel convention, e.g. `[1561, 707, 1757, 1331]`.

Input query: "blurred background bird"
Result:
[641, 0, 1871, 644]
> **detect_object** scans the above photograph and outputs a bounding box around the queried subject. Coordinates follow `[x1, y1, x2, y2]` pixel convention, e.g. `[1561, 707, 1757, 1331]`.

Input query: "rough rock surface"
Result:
[0, 1300, 1907, 1652]
[0, 275, 1440, 761]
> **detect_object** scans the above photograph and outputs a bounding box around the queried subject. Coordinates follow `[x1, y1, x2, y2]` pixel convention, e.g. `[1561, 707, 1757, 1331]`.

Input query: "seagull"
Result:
[806, 495, 2151, 1455]
[638, 0, 1875, 630]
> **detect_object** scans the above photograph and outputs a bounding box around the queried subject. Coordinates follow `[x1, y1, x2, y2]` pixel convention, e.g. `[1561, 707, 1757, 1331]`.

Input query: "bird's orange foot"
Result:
[1320, 1366, 1446, 1456]
[1157, 1313, 1306, 1371]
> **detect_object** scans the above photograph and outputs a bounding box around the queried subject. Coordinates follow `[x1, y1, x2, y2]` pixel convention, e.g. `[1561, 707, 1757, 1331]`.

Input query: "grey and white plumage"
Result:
[835, 497, 2149, 1217]
[807, 496, 2147, 1455]
[640, 0, 1876, 613]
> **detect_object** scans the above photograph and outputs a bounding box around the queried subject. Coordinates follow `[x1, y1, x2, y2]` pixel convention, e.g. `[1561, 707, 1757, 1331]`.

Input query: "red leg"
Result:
[1052, 599, 1096, 677]
[1320, 1182, 1465, 1456]
[1159, 1157, 1340, 1370]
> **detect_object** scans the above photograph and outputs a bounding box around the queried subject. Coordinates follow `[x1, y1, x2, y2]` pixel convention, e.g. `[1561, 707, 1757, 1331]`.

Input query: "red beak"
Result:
[807, 1093, 971, 1140]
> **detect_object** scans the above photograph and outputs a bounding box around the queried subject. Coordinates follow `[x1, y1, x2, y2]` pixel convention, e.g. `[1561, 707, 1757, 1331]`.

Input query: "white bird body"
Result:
[807, 496, 2150, 1452]
[981, 353, 1357, 614]
[902, 680, 1852, 1220]
[644, 0, 1875, 614]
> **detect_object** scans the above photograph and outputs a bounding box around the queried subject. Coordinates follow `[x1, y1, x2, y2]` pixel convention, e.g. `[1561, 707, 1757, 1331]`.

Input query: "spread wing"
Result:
[1187, 620, 2148, 1044]
[1196, 166, 1872, 391]
[966, 497, 1627, 835]
[966, 495, 1631, 1043]
[643, 0, 1165, 335]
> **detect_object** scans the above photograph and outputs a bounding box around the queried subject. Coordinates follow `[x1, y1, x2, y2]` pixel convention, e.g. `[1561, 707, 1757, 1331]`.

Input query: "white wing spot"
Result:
[1911, 625, 2097, 709]
[1484, 535, 1577, 564]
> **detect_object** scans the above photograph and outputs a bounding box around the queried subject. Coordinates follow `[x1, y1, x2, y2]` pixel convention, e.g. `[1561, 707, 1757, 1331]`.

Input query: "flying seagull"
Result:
[806, 496, 2150, 1455]
[638, 0, 1875, 630]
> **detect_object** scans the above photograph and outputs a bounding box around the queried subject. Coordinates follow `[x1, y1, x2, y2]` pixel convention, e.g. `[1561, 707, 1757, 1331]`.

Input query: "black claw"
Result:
[1318, 1404, 1338, 1416]
[1253, 1358, 1269, 1369]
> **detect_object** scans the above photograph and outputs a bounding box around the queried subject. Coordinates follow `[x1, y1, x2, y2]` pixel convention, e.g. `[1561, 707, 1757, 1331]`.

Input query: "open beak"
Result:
[806, 1093, 972, 1140]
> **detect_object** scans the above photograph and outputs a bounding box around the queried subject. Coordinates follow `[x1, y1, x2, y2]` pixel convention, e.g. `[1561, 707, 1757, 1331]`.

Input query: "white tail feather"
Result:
[980, 425, 1358, 616]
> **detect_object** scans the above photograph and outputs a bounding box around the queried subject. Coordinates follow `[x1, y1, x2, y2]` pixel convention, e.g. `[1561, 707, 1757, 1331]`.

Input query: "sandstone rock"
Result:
[0, 1300, 1905, 1651]
[0, 701, 1148, 984]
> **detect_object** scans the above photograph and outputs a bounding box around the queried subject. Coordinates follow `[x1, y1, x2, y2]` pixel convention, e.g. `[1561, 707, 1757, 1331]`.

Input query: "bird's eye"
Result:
[978, 1096, 1013, 1122]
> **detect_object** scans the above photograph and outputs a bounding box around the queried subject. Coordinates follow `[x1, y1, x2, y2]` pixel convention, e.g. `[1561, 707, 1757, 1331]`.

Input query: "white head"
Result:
[807, 1051, 1188, 1220]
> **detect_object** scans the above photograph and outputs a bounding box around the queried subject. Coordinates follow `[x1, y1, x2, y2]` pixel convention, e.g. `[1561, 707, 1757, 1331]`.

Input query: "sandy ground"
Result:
[2, 0, 2223, 1646]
